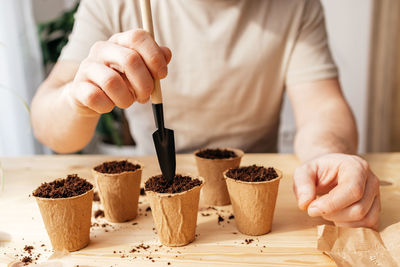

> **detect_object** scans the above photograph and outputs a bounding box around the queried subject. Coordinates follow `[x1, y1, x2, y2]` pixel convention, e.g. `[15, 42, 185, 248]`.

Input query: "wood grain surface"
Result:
[0, 153, 399, 266]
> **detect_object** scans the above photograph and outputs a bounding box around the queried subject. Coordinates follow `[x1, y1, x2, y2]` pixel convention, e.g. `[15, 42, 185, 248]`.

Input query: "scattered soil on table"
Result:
[94, 209, 104, 218]
[196, 148, 237, 159]
[93, 191, 100, 201]
[23, 245, 33, 254]
[94, 160, 140, 174]
[32, 174, 93, 198]
[21, 256, 32, 265]
[244, 238, 254, 244]
[19, 244, 41, 265]
[229, 214, 235, 220]
[145, 175, 202, 194]
[226, 165, 278, 182]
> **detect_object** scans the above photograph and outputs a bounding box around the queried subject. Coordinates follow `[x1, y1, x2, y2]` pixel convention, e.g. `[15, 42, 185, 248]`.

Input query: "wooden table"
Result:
[0, 153, 399, 266]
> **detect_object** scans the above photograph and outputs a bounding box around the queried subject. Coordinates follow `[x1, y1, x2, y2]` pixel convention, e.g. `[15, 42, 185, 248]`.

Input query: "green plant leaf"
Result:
[102, 113, 123, 147]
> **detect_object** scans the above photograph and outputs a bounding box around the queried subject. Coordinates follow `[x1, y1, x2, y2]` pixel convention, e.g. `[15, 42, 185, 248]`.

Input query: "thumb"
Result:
[293, 164, 317, 210]
[160, 46, 172, 64]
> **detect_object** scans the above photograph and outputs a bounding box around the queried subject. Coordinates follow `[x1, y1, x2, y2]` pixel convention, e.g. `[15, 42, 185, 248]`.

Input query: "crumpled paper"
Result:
[317, 222, 400, 267]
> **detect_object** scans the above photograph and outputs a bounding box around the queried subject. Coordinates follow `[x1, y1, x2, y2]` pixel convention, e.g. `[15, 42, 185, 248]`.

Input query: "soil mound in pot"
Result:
[33, 174, 93, 198]
[195, 148, 237, 159]
[145, 175, 202, 194]
[226, 165, 278, 182]
[94, 160, 140, 174]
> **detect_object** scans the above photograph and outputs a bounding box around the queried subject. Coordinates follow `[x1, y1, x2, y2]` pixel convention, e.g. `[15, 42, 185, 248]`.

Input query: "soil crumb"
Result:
[21, 256, 32, 265]
[196, 148, 237, 159]
[218, 215, 224, 224]
[94, 209, 104, 218]
[140, 187, 145, 195]
[94, 160, 140, 174]
[93, 191, 100, 201]
[226, 165, 278, 182]
[32, 174, 93, 198]
[145, 175, 202, 194]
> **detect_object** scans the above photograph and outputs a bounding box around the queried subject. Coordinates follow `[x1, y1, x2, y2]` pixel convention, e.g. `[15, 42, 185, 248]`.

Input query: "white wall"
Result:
[32, 0, 78, 23]
[278, 0, 373, 154]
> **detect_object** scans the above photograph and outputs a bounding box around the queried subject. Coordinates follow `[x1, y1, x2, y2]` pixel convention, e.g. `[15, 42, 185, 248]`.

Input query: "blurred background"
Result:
[0, 0, 399, 156]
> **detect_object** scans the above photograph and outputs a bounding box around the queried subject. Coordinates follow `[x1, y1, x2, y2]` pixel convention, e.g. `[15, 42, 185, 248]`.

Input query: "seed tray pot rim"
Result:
[92, 159, 144, 177]
[223, 167, 283, 185]
[194, 147, 244, 161]
[145, 174, 205, 198]
[33, 187, 95, 201]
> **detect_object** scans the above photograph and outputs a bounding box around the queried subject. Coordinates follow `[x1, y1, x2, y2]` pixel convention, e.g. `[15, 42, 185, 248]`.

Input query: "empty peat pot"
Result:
[92, 160, 143, 222]
[224, 165, 282, 236]
[145, 174, 204, 247]
[33, 174, 94, 252]
[194, 148, 244, 206]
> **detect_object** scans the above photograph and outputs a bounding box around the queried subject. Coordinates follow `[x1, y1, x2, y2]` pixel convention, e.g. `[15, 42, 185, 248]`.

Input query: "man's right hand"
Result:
[65, 29, 172, 116]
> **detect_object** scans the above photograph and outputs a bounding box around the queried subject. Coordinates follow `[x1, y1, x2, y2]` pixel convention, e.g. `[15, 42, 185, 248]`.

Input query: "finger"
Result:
[322, 173, 379, 222]
[81, 62, 135, 109]
[293, 163, 317, 210]
[334, 195, 381, 231]
[307, 165, 367, 217]
[120, 73, 136, 101]
[72, 82, 114, 114]
[110, 29, 168, 79]
[88, 41, 154, 103]
[160, 46, 172, 64]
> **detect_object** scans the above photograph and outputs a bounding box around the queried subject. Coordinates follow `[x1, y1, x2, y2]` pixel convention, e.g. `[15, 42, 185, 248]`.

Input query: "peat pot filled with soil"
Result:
[224, 165, 282, 236]
[92, 160, 143, 223]
[145, 174, 204, 247]
[33, 174, 94, 252]
[194, 148, 244, 206]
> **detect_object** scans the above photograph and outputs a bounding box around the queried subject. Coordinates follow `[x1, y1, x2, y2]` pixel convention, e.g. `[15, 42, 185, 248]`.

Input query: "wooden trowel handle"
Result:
[140, 0, 162, 104]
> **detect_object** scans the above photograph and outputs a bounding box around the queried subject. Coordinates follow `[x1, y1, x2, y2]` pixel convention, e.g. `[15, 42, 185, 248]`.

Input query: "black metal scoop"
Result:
[152, 103, 176, 182]
[140, 0, 176, 183]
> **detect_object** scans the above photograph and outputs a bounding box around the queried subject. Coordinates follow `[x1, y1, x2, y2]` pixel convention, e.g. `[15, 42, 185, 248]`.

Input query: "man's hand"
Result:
[66, 29, 172, 116]
[293, 153, 381, 230]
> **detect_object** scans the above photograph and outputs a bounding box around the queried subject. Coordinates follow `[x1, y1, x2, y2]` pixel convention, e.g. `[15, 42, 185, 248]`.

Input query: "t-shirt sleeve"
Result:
[59, 0, 115, 62]
[285, 0, 338, 86]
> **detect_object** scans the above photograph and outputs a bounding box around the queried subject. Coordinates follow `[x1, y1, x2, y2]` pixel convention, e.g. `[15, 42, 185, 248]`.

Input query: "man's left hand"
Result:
[293, 153, 381, 230]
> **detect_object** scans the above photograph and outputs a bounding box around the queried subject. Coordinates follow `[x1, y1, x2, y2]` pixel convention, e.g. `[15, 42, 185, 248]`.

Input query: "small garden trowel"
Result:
[140, 0, 176, 183]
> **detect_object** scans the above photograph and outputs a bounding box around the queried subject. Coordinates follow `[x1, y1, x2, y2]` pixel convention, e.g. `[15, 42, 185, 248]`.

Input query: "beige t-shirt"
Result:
[60, 0, 338, 155]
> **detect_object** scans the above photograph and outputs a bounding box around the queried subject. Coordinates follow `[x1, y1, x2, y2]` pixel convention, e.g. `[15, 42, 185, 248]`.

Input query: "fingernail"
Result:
[308, 204, 321, 217]
[158, 67, 167, 78]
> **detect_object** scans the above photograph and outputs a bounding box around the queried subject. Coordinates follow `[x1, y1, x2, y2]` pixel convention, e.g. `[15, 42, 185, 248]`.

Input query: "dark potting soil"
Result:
[94, 160, 140, 174]
[32, 174, 93, 199]
[226, 165, 278, 182]
[145, 175, 202, 194]
[196, 148, 237, 159]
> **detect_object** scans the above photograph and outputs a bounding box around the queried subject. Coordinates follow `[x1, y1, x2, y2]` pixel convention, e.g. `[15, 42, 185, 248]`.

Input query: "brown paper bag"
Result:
[92, 160, 142, 223]
[224, 168, 282, 236]
[195, 148, 243, 206]
[317, 224, 399, 267]
[35, 189, 93, 252]
[146, 177, 204, 247]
